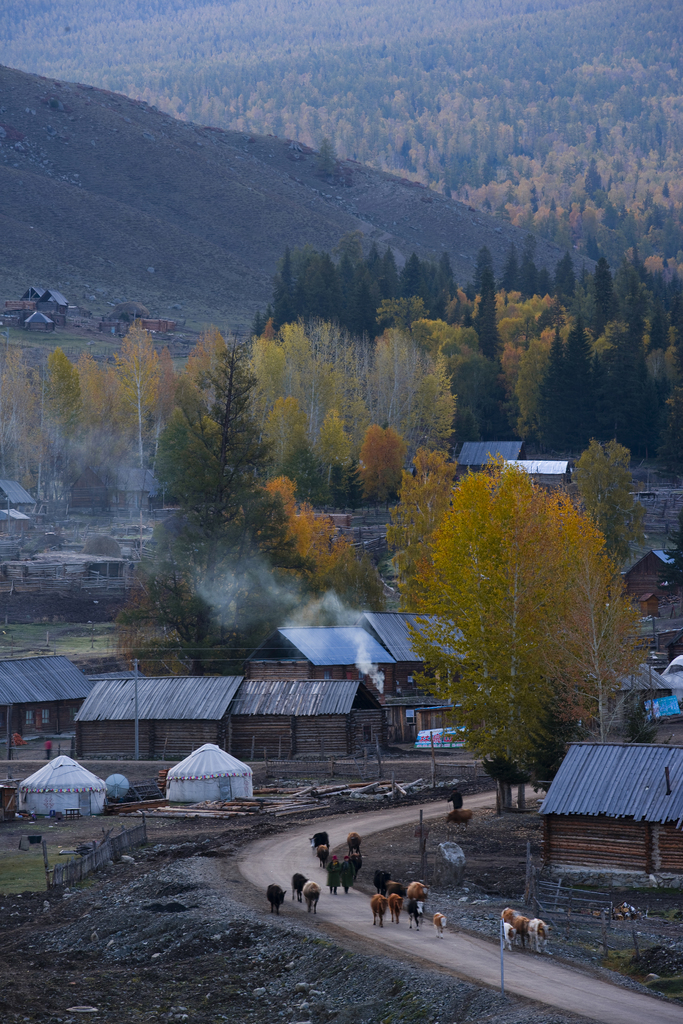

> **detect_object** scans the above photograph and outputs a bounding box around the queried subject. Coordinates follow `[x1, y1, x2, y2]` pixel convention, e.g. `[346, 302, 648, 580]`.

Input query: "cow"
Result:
[528, 918, 550, 953]
[292, 873, 307, 902]
[503, 921, 515, 951]
[266, 884, 286, 914]
[406, 881, 427, 902]
[407, 899, 424, 930]
[374, 869, 391, 895]
[317, 844, 329, 869]
[388, 893, 403, 924]
[311, 831, 329, 852]
[303, 880, 321, 914]
[511, 914, 530, 948]
[385, 881, 406, 898]
[433, 912, 447, 938]
[501, 907, 516, 926]
[371, 893, 388, 927]
[347, 832, 361, 854]
[349, 852, 362, 877]
[446, 808, 473, 828]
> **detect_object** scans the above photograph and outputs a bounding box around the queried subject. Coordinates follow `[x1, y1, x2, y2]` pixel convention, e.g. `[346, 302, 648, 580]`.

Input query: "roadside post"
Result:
[499, 918, 505, 996]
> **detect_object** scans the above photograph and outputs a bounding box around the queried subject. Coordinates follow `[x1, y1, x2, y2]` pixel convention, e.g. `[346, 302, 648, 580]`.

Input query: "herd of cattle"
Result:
[264, 824, 551, 954]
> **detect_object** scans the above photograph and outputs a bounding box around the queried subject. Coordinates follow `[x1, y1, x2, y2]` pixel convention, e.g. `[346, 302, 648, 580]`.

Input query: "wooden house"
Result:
[382, 696, 453, 743]
[20, 287, 44, 301]
[639, 593, 661, 616]
[22, 311, 55, 332]
[245, 627, 395, 700]
[75, 675, 243, 759]
[227, 677, 384, 758]
[455, 440, 526, 479]
[0, 479, 35, 511]
[506, 460, 573, 487]
[356, 611, 443, 694]
[0, 509, 30, 535]
[0, 656, 94, 747]
[70, 468, 109, 510]
[541, 743, 683, 884]
[623, 549, 674, 600]
[114, 468, 159, 510]
[36, 289, 69, 316]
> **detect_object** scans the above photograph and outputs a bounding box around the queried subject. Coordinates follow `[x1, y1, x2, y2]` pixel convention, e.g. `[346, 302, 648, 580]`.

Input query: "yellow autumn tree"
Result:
[263, 397, 308, 475]
[317, 409, 352, 484]
[387, 447, 455, 597]
[115, 324, 160, 468]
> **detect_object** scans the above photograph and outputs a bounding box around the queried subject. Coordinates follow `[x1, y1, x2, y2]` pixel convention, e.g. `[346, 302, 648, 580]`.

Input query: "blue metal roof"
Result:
[458, 441, 524, 467]
[0, 479, 35, 504]
[652, 550, 674, 564]
[0, 656, 93, 704]
[253, 627, 395, 666]
[357, 612, 440, 661]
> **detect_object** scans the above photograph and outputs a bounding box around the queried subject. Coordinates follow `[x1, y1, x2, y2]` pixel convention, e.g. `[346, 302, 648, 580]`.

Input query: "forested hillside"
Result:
[1, 0, 681, 277]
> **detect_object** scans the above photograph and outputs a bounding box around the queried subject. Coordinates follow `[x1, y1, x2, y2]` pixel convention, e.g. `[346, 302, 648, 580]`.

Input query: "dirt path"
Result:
[237, 791, 683, 1024]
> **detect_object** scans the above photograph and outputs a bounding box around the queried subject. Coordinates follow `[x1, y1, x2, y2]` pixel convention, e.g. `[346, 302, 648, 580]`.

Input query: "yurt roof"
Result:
[19, 755, 106, 794]
[167, 743, 252, 781]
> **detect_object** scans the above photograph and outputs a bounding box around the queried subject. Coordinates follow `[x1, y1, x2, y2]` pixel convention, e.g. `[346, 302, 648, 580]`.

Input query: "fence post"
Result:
[42, 839, 50, 890]
[430, 733, 436, 790]
[601, 909, 608, 957]
[375, 735, 382, 778]
[251, 735, 255, 761]
[524, 841, 531, 905]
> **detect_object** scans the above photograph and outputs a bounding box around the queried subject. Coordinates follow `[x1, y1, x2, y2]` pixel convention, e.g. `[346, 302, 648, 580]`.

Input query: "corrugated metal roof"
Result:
[21, 286, 44, 300]
[458, 441, 524, 466]
[0, 656, 92, 704]
[506, 460, 570, 474]
[0, 479, 35, 504]
[41, 289, 69, 306]
[118, 468, 158, 494]
[653, 549, 675, 564]
[356, 612, 439, 661]
[540, 743, 683, 827]
[230, 678, 378, 715]
[23, 311, 54, 325]
[76, 675, 243, 722]
[252, 627, 395, 666]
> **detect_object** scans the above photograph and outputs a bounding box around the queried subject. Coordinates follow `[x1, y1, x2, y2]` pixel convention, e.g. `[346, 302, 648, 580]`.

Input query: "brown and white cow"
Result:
[371, 893, 388, 927]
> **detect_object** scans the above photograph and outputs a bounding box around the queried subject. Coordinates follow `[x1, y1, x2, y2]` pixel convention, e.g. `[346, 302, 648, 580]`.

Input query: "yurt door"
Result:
[218, 777, 232, 801]
[79, 791, 91, 816]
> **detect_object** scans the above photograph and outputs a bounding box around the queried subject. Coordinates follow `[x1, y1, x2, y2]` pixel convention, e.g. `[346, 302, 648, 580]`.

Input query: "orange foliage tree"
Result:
[358, 425, 407, 502]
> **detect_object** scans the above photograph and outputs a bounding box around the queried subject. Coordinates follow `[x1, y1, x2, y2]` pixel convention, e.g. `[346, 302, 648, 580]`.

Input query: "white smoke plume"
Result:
[354, 634, 385, 694]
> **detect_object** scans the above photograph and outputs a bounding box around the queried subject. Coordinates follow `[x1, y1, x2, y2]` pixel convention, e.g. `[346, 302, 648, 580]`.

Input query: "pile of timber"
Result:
[114, 779, 428, 819]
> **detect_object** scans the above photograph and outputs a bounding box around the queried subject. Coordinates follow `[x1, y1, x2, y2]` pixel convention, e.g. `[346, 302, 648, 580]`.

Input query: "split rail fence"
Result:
[46, 818, 147, 889]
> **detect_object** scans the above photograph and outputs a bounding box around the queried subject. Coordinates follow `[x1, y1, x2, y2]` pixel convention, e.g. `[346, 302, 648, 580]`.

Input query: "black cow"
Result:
[267, 884, 286, 914]
[292, 873, 307, 902]
[374, 869, 391, 895]
[311, 831, 330, 851]
[407, 898, 424, 930]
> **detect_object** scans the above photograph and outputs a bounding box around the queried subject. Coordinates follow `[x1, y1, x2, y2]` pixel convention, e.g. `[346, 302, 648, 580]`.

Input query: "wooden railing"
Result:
[48, 818, 147, 889]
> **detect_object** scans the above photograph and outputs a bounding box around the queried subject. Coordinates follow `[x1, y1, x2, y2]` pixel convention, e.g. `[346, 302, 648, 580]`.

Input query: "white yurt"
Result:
[166, 743, 253, 803]
[19, 756, 106, 816]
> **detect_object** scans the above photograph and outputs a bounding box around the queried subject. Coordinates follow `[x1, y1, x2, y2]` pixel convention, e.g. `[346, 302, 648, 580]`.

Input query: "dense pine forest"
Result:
[2, 0, 682, 276]
[254, 237, 683, 465]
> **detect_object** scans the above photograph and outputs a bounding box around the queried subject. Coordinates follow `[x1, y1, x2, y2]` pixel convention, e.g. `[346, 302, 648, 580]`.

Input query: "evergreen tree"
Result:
[473, 246, 493, 294]
[519, 235, 538, 298]
[591, 352, 613, 441]
[272, 247, 295, 329]
[251, 309, 267, 337]
[539, 326, 566, 449]
[378, 247, 399, 299]
[554, 252, 575, 302]
[536, 267, 552, 297]
[500, 243, 519, 292]
[584, 156, 602, 198]
[400, 252, 424, 300]
[592, 257, 615, 337]
[649, 299, 669, 350]
[348, 266, 378, 336]
[563, 316, 594, 450]
[473, 257, 500, 360]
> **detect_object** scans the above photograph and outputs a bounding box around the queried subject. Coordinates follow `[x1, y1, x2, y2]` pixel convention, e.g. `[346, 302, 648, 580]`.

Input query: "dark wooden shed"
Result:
[227, 677, 384, 759]
[70, 468, 109, 510]
[623, 549, 674, 600]
[455, 440, 526, 479]
[0, 656, 94, 746]
[541, 743, 683, 884]
[75, 675, 243, 759]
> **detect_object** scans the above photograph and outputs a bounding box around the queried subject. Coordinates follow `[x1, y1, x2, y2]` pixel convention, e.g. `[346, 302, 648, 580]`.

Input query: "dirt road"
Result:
[238, 791, 683, 1024]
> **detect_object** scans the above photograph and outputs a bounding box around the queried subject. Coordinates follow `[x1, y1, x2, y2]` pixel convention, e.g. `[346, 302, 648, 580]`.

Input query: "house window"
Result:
[69, 707, 78, 720]
[26, 709, 34, 725]
[407, 675, 414, 685]
[358, 670, 364, 680]
[42, 708, 50, 725]
[406, 709, 415, 719]
[363, 725, 372, 742]
[324, 670, 331, 680]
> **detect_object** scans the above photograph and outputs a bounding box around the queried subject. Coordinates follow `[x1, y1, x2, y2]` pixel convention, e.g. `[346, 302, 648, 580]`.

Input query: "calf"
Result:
[317, 844, 329, 869]
[406, 881, 428, 902]
[501, 907, 516, 926]
[311, 831, 329, 852]
[511, 914, 530, 948]
[388, 893, 403, 924]
[433, 912, 447, 938]
[370, 893, 388, 927]
[302, 880, 321, 914]
[349, 852, 362, 877]
[266, 884, 286, 915]
[374, 869, 391, 895]
[292, 872, 307, 902]
[446, 808, 473, 828]
[347, 832, 362, 854]
[407, 899, 424, 930]
[528, 918, 550, 953]
[385, 881, 407, 898]
[503, 921, 515, 951]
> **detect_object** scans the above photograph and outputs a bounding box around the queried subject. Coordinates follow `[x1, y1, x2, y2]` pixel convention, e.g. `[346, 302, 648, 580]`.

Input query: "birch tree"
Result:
[115, 325, 160, 469]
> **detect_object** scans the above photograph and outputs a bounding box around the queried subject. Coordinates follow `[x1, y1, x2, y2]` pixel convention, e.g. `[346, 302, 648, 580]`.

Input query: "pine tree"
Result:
[500, 243, 519, 292]
[539, 326, 566, 449]
[272, 247, 295, 329]
[400, 252, 424, 300]
[519, 235, 538, 298]
[554, 252, 575, 301]
[378, 247, 399, 299]
[474, 261, 500, 360]
[563, 316, 594, 450]
[660, 507, 683, 590]
[473, 246, 493, 294]
[592, 257, 615, 337]
[348, 267, 379, 336]
[649, 299, 669, 350]
[584, 156, 602, 198]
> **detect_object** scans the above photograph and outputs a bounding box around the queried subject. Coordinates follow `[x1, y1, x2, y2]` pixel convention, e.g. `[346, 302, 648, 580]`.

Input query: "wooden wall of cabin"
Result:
[624, 553, 670, 599]
[350, 709, 385, 749]
[543, 813, 683, 873]
[392, 662, 423, 695]
[76, 719, 222, 758]
[229, 714, 350, 758]
[245, 661, 310, 680]
[4, 699, 84, 738]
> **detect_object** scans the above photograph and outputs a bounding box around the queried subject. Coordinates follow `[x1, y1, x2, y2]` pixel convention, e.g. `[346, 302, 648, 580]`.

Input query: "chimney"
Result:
[665, 766, 672, 796]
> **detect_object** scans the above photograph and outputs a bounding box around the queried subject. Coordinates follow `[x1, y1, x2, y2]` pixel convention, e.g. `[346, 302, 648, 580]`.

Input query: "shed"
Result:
[506, 460, 573, 487]
[166, 744, 253, 803]
[623, 549, 674, 600]
[456, 440, 526, 478]
[382, 695, 453, 743]
[540, 743, 683, 884]
[75, 675, 243, 758]
[37, 289, 69, 315]
[639, 592, 661, 617]
[19, 755, 106, 816]
[22, 311, 55, 332]
[0, 656, 93, 742]
[70, 468, 109, 510]
[114, 467, 159, 509]
[227, 677, 384, 758]
[245, 626, 395, 699]
[0, 479, 35, 509]
[0, 509, 30, 534]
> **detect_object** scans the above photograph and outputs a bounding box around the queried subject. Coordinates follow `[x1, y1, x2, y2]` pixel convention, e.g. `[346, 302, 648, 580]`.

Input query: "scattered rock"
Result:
[434, 842, 466, 886]
[294, 982, 310, 993]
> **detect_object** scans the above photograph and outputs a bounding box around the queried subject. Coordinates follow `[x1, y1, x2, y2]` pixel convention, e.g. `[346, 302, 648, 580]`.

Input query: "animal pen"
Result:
[46, 818, 147, 889]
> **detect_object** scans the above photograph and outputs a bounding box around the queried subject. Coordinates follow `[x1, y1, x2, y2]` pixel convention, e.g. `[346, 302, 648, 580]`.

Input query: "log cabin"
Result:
[540, 742, 683, 886]
[0, 656, 94, 745]
[455, 440, 526, 479]
[623, 549, 674, 600]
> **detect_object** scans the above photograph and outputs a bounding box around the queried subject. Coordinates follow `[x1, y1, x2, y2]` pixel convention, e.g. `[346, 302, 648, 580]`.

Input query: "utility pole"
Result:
[134, 659, 139, 761]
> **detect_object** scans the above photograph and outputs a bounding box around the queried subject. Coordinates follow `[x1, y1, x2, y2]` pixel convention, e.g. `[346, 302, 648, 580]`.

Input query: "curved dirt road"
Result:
[238, 791, 683, 1024]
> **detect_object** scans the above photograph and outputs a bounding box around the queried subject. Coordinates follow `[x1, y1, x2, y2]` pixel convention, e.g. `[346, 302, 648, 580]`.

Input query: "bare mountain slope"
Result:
[0, 64, 588, 327]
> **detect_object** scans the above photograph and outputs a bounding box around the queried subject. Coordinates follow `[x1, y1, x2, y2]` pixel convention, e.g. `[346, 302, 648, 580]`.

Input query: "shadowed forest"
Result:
[1, 0, 682, 278]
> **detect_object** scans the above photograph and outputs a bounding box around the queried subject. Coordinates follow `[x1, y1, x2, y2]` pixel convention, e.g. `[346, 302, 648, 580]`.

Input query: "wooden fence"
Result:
[265, 756, 485, 784]
[48, 818, 147, 889]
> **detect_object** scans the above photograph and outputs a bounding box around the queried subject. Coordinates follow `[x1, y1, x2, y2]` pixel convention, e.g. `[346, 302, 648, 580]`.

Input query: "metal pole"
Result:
[499, 918, 505, 996]
[134, 659, 139, 761]
[6, 703, 12, 762]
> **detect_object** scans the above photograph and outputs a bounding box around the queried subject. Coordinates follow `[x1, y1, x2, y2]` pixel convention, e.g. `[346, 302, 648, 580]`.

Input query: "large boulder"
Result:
[434, 842, 466, 886]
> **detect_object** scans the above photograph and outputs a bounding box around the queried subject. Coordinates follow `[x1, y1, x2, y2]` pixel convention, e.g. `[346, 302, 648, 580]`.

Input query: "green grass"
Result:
[0, 836, 71, 894]
[0, 622, 118, 660]
[1, 324, 120, 359]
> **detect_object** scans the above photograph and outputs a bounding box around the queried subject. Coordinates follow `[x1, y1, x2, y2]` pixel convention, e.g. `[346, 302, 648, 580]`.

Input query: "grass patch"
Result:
[647, 977, 683, 998]
[0, 837, 73, 894]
